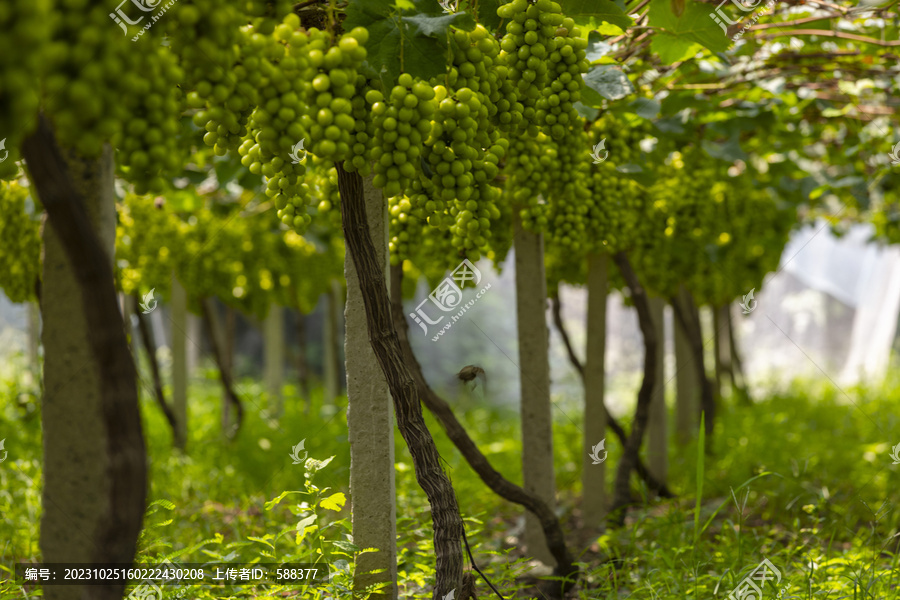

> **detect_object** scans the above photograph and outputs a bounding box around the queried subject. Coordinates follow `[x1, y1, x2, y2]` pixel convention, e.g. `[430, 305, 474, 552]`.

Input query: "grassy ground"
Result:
[1, 353, 899, 598]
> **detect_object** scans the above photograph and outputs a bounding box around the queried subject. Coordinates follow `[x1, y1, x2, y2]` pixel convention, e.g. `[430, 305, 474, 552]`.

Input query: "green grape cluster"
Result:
[0, 181, 41, 304]
[634, 150, 724, 298]
[689, 176, 793, 306]
[238, 15, 315, 232]
[445, 25, 521, 130]
[537, 17, 589, 139]
[116, 192, 181, 298]
[497, 0, 589, 138]
[43, 5, 184, 193]
[299, 27, 369, 163]
[419, 88, 503, 257]
[116, 46, 187, 194]
[388, 191, 423, 264]
[387, 189, 468, 278]
[343, 75, 378, 174]
[0, 0, 52, 180]
[584, 115, 653, 253]
[250, 22, 368, 233]
[504, 129, 558, 231]
[368, 74, 437, 198]
[204, 26, 284, 156]
[543, 122, 593, 252]
[174, 1, 254, 156]
[306, 158, 342, 231]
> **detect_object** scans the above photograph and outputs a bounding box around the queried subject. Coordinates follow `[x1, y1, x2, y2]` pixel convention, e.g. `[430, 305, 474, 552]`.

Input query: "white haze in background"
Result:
[2, 220, 899, 414]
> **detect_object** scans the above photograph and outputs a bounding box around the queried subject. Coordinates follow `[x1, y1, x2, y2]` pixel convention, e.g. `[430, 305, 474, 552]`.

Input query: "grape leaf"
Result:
[586, 31, 614, 62]
[404, 11, 476, 36]
[319, 492, 347, 512]
[651, 33, 703, 64]
[558, 0, 633, 30]
[701, 137, 748, 162]
[582, 64, 635, 103]
[328, 540, 360, 552]
[648, 0, 729, 59]
[629, 97, 660, 119]
[295, 515, 318, 546]
[477, 0, 502, 31]
[574, 101, 600, 120]
[345, 0, 462, 87]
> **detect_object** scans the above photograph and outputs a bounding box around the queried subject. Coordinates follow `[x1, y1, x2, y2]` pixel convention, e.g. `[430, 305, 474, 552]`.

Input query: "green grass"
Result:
[2, 353, 900, 598]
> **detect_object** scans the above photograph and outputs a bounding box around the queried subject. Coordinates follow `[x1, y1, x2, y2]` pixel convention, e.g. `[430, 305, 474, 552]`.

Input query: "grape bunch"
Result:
[343, 75, 378, 174]
[173, 0, 254, 156]
[412, 25, 509, 258]
[418, 84, 504, 258]
[300, 27, 369, 163]
[42, 5, 185, 193]
[537, 17, 589, 139]
[115, 45, 187, 194]
[305, 158, 342, 231]
[445, 25, 522, 131]
[583, 115, 653, 253]
[368, 74, 437, 198]
[504, 129, 559, 231]
[0, 181, 41, 304]
[0, 0, 51, 180]
[116, 191, 181, 298]
[238, 15, 315, 233]
[543, 122, 593, 252]
[634, 150, 721, 297]
[497, 0, 589, 138]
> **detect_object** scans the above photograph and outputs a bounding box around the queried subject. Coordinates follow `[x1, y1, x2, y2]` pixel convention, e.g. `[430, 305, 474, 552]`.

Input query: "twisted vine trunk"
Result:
[324, 280, 342, 404]
[171, 274, 189, 450]
[674, 286, 698, 445]
[607, 252, 658, 528]
[134, 297, 178, 437]
[550, 296, 674, 498]
[287, 285, 312, 411]
[201, 297, 244, 439]
[391, 265, 578, 599]
[646, 295, 668, 486]
[670, 287, 715, 440]
[297, 316, 312, 409]
[24, 114, 146, 600]
[336, 164, 463, 600]
[727, 306, 751, 404]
